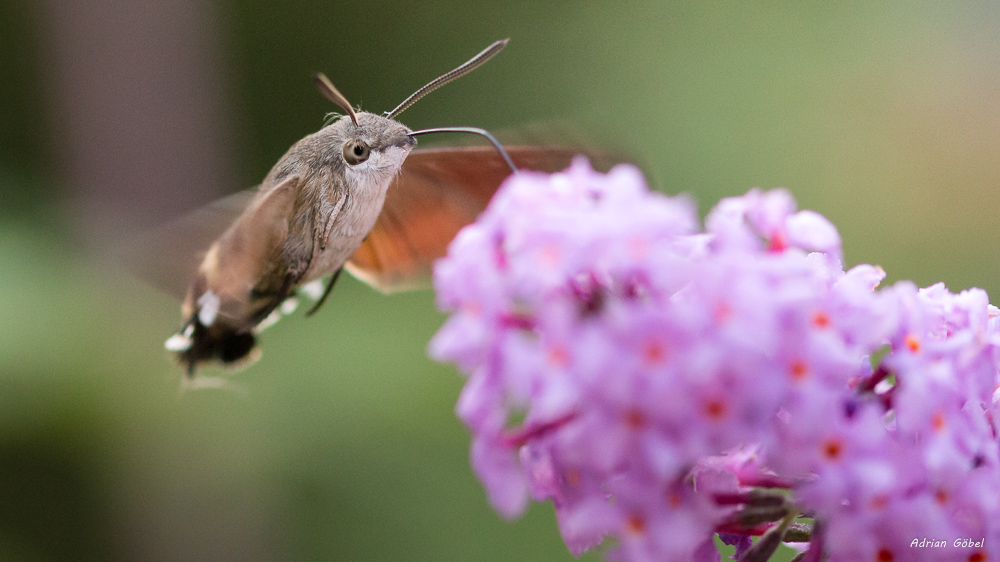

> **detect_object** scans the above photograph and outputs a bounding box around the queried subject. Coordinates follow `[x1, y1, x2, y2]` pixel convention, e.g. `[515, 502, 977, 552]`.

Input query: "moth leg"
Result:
[306, 268, 343, 317]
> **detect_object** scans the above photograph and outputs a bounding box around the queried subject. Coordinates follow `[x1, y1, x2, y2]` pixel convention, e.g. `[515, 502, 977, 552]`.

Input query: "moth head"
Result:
[312, 39, 510, 181]
[314, 74, 415, 184]
[329, 112, 415, 187]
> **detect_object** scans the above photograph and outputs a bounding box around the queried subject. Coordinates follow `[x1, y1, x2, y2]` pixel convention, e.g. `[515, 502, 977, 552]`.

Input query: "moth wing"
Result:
[346, 146, 607, 292]
[201, 175, 309, 326]
[121, 188, 258, 301]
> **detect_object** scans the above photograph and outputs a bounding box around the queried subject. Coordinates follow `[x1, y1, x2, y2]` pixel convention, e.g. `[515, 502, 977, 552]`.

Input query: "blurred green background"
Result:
[3, 1, 1000, 560]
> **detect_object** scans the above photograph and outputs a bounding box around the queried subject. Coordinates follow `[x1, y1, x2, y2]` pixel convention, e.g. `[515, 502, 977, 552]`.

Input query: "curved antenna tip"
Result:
[387, 39, 511, 120]
[314, 73, 359, 127]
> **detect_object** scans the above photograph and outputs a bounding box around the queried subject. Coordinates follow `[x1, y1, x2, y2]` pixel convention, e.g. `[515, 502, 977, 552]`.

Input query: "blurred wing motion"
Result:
[346, 146, 614, 292]
[123, 189, 259, 301]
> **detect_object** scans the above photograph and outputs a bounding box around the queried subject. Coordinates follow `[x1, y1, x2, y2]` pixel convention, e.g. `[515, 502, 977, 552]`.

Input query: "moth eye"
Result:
[343, 139, 371, 165]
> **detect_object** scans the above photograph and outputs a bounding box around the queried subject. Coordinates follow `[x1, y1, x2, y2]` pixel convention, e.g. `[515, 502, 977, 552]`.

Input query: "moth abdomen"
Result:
[169, 319, 259, 377]
[168, 269, 297, 375]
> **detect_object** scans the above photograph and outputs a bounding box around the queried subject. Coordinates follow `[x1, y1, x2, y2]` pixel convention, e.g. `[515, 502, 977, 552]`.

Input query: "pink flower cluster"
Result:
[430, 159, 1000, 561]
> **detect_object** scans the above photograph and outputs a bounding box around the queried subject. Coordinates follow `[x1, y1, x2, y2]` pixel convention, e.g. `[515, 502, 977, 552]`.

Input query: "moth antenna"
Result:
[387, 38, 508, 120]
[409, 126, 518, 173]
[315, 73, 359, 127]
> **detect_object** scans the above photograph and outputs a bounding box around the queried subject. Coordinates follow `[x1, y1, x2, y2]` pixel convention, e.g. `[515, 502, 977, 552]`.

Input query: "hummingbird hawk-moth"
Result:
[135, 39, 602, 376]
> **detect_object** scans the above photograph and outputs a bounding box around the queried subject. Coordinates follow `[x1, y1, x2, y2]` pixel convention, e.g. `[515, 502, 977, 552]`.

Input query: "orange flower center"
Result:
[702, 397, 727, 420]
[812, 311, 831, 329]
[625, 515, 646, 535]
[715, 302, 733, 323]
[789, 359, 809, 381]
[934, 488, 949, 505]
[870, 494, 889, 510]
[547, 345, 569, 368]
[931, 411, 946, 433]
[565, 468, 580, 487]
[821, 437, 844, 461]
[666, 491, 682, 508]
[642, 340, 667, 364]
[624, 410, 646, 429]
